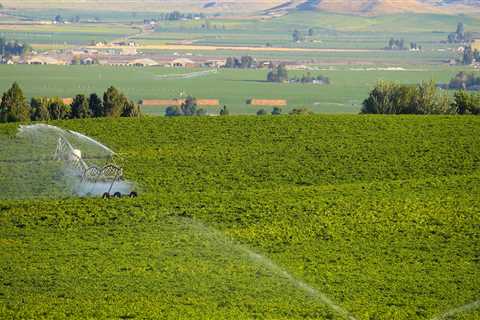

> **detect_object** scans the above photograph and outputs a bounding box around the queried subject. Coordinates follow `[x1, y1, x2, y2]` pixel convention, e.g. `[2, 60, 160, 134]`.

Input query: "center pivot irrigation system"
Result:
[54, 135, 137, 199]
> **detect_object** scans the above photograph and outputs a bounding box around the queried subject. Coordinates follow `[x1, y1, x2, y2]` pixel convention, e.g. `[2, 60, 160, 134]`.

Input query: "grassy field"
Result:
[0, 64, 472, 114]
[0, 115, 479, 319]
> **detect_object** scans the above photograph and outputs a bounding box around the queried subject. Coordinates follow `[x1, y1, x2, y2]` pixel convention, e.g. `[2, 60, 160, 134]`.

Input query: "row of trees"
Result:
[446, 71, 480, 90]
[0, 37, 32, 58]
[361, 81, 480, 115]
[164, 97, 226, 117]
[386, 38, 405, 50]
[462, 46, 480, 65]
[447, 22, 473, 44]
[0, 83, 140, 123]
[292, 28, 315, 43]
[267, 64, 289, 83]
[256, 107, 313, 116]
[290, 74, 330, 84]
[224, 56, 257, 69]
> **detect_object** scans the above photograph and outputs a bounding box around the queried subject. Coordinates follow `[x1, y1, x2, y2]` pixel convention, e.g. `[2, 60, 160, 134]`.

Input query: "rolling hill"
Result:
[1, 0, 479, 15]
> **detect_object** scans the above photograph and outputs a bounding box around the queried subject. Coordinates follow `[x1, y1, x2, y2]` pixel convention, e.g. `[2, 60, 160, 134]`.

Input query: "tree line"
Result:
[362, 81, 480, 115]
[0, 82, 140, 123]
[0, 37, 31, 59]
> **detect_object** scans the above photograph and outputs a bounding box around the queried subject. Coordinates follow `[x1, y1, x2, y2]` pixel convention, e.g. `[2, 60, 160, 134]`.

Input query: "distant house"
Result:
[121, 47, 137, 55]
[27, 56, 66, 65]
[81, 57, 95, 65]
[246, 99, 287, 107]
[128, 58, 158, 67]
[203, 60, 226, 68]
[169, 58, 196, 68]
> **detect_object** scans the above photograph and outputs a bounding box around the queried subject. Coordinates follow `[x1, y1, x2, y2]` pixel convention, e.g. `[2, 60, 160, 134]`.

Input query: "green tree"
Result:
[256, 109, 267, 116]
[88, 93, 104, 117]
[292, 29, 305, 42]
[219, 105, 229, 116]
[267, 64, 288, 83]
[71, 94, 90, 119]
[456, 22, 465, 41]
[452, 90, 480, 115]
[308, 28, 315, 36]
[103, 86, 126, 117]
[121, 100, 141, 117]
[181, 96, 197, 116]
[0, 82, 30, 123]
[463, 46, 474, 65]
[165, 105, 181, 117]
[30, 97, 50, 121]
[48, 97, 70, 120]
[289, 107, 313, 115]
[271, 107, 282, 115]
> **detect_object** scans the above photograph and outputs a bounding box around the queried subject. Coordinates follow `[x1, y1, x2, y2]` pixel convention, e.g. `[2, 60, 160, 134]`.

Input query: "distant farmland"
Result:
[0, 64, 467, 114]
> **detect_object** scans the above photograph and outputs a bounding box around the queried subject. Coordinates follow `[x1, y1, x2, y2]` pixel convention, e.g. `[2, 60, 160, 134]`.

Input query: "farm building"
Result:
[169, 58, 196, 68]
[128, 58, 158, 67]
[246, 99, 287, 107]
[203, 60, 226, 68]
[141, 99, 220, 107]
[27, 56, 66, 65]
[81, 57, 96, 65]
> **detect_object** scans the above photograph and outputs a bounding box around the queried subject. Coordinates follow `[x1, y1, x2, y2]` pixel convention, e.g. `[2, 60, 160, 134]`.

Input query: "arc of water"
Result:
[431, 300, 480, 320]
[189, 219, 357, 320]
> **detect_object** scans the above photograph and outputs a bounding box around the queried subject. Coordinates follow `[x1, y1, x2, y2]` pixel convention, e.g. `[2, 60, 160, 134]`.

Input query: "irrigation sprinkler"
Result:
[54, 134, 137, 199]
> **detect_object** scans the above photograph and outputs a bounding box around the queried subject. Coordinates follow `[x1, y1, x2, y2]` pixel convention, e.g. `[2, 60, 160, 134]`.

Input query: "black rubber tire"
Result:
[113, 192, 122, 198]
[102, 192, 110, 199]
[129, 191, 138, 198]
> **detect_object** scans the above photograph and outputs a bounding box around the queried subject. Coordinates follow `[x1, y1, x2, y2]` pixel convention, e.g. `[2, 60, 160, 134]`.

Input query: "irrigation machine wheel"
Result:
[102, 192, 110, 199]
[129, 191, 138, 198]
[113, 192, 122, 198]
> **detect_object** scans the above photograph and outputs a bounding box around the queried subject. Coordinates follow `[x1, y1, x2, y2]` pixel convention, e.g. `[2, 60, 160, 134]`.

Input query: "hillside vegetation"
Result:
[0, 115, 479, 319]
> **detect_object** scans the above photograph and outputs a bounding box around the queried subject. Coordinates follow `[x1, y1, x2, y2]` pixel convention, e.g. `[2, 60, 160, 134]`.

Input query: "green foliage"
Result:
[181, 96, 197, 116]
[88, 93, 104, 117]
[102, 86, 139, 118]
[47, 97, 70, 120]
[165, 105, 182, 117]
[30, 97, 50, 121]
[289, 107, 314, 115]
[0, 115, 479, 319]
[271, 107, 282, 115]
[71, 94, 90, 119]
[103, 86, 125, 117]
[292, 29, 305, 42]
[224, 56, 256, 69]
[219, 105, 229, 116]
[362, 81, 453, 114]
[256, 108, 267, 116]
[386, 38, 405, 50]
[0, 82, 30, 123]
[452, 90, 480, 115]
[0, 37, 31, 57]
[267, 64, 288, 83]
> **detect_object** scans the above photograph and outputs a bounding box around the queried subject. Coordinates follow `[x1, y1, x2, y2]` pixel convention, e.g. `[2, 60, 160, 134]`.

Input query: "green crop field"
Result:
[0, 115, 479, 319]
[0, 64, 472, 114]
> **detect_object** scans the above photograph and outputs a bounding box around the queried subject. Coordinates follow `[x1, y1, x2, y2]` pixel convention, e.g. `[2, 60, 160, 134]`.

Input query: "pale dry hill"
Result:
[1, 0, 479, 14]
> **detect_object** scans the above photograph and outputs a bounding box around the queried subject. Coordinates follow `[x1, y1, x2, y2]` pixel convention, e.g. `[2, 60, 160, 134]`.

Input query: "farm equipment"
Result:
[54, 134, 137, 198]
